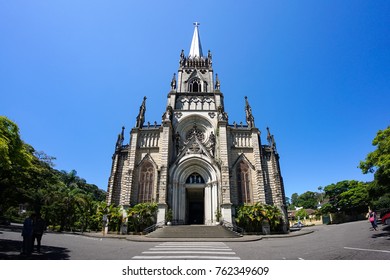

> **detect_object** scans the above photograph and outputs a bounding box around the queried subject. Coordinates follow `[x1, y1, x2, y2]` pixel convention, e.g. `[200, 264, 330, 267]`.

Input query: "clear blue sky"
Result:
[1, 1, 389, 199]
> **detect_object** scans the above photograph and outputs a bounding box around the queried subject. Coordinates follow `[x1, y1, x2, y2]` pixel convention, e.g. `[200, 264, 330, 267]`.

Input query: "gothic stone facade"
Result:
[106, 24, 287, 225]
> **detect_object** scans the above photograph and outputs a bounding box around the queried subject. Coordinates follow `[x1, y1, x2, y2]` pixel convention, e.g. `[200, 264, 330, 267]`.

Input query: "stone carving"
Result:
[170, 73, 176, 90]
[267, 127, 277, 151]
[215, 73, 220, 90]
[217, 105, 228, 121]
[162, 105, 173, 122]
[174, 112, 183, 119]
[209, 131, 216, 156]
[175, 132, 181, 154]
[176, 96, 215, 110]
[115, 126, 125, 150]
[245, 96, 255, 128]
[185, 124, 204, 142]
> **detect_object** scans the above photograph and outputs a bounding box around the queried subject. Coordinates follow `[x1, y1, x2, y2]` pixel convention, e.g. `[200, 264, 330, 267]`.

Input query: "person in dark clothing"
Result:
[21, 213, 35, 255]
[32, 214, 46, 253]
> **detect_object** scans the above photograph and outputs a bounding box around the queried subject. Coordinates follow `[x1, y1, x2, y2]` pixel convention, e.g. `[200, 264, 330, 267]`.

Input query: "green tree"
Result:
[337, 182, 369, 214]
[0, 116, 33, 214]
[76, 194, 97, 232]
[359, 126, 390, 210]
[322, 180, 369, 214]
[235, 203, 264, 233]
[235, 203, 283, 233]
[107, 204, 123, 232]
[296, 208, 308, 219]
[94, 201, 109, 231]
[297, 191, 320, 209]
[360, 126, 390, 188]
[127, 203, 158, 233]
[0, 116, 32, 173]
[263, 204, 283, 231]
[0, 117, 106, 231]
[19, 148, 59, 215]
[58, 186, 87, 231]
[291, 193, 299, 207]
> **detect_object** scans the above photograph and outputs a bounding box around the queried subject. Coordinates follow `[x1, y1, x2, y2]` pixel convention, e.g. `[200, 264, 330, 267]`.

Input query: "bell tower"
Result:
[164, 22, 232, 225]
[167, 22, 224, 110]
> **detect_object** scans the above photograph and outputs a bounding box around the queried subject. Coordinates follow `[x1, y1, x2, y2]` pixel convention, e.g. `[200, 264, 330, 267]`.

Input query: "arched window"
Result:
[138, 161, 154, 203]
[237, 161, 251, 204]
[186, 173, 205, 184]
[189, 79, 202, 92]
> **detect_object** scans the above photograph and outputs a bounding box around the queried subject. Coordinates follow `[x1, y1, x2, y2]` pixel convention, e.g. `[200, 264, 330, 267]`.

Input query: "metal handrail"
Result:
[221, 220, 245, 235]
[143, 221, 165, 234]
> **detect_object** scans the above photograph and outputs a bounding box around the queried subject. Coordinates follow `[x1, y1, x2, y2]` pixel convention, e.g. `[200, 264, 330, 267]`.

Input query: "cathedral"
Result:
[106, 23, 287, 226]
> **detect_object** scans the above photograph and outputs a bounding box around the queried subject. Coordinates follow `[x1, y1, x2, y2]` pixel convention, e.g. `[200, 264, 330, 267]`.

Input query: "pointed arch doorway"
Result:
[170, 159, 220, 225]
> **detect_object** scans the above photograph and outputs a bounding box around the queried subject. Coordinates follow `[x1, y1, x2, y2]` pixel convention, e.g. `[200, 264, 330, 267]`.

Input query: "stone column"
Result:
[180, 185, 186, 224]
[156, 121, 172, 224]
[157, 204, 167, 225]
[172, 181, 179, 223]
[204, 183, 212, 225]
[251, 129, 266, 204]
[106, 152, 119, 205]
[122, 129, 139, 206]
[217, 121, 233, 223]
[212, 182, 218, 225]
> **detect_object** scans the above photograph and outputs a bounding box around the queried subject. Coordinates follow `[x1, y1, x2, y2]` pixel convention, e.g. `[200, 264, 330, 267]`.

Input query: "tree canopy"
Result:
[321, 180, 369, 215]
[360, 126, 390, 189]
[0, 116, 106, 232]
[288, 191, 321, 210]
[0, 116, 33, 172]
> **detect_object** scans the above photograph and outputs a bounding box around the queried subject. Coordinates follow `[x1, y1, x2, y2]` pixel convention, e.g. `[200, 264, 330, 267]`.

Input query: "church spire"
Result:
[189, 22, 203, 58]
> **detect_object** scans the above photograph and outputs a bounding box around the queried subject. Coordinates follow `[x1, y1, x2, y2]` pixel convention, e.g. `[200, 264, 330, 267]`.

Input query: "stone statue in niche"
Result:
[217, 105, 228, 121]
[215, 73, 220, 90]
[209, 131, 216, 157]
[175, 132, 181, 153]
[162, 105, 173, 122]
[170, 73, 176, 90]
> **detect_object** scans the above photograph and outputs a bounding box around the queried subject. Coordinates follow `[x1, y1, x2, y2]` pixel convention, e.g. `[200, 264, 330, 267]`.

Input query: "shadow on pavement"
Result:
[0, 239, 70, 260]
[0, 224, 23, 232]
[371, 225, 390, 240]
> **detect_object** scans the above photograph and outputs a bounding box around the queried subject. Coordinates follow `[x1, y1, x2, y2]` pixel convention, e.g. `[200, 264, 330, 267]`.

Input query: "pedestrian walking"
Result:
[367, 209, 378, 231]
[21, 213, 35, 255]
[32, 213, 46, 253]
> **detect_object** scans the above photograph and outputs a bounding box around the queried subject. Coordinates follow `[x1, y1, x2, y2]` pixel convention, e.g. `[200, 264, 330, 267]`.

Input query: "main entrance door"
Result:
[186, 188, 204, 224]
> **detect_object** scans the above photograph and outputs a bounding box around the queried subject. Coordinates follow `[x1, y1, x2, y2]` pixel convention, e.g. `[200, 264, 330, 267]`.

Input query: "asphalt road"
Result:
[1, 220, 389, 260]
[229, 220, 390, 260]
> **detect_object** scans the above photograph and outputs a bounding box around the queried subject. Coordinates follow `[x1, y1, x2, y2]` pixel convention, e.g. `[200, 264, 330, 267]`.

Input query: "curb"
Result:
[80, 229, 314, 242]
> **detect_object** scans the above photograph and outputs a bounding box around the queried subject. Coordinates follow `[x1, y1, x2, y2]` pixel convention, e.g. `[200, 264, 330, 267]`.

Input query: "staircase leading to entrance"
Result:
[146, 225, 241, 238]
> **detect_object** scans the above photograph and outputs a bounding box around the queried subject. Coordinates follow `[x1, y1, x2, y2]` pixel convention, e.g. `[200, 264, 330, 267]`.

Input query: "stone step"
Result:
[146, 225, 241, 238]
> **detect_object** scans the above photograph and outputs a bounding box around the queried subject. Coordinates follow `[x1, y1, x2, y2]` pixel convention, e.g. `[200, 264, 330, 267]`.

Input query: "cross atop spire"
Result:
[189, 22, 203, 58]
